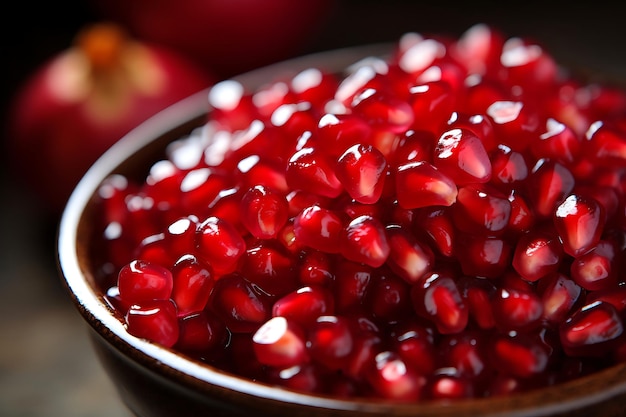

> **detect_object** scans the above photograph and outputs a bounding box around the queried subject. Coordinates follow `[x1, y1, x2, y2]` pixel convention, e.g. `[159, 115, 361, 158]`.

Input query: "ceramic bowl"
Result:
[57, 43, 626, 417]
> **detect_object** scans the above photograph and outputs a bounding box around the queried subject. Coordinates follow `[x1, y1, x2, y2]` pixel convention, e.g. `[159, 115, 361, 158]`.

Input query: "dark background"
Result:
[1, 1, 626, 416]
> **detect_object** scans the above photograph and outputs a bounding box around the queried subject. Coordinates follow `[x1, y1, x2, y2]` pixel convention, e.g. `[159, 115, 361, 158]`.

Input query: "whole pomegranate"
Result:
[7, 22, 213, 212]
[91, 0, 334, 78]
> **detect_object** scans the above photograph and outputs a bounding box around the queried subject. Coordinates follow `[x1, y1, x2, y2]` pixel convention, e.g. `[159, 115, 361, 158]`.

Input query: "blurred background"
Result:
[1, 1, 625, 416]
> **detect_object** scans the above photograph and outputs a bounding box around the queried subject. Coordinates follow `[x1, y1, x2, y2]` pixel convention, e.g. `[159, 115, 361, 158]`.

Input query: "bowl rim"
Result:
[57, 42, 626, 416]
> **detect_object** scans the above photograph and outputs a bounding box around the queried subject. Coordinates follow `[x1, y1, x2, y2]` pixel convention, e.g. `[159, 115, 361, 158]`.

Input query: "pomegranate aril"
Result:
[538, 273, 582, 325]
[176, 310, 227, 353]
[560, 301, 624, 357]
[293, 205, 343, 254]
[333, 260, 374, 314]
[209, 273, 271, 333]
[528, 159, 575, 219]
[307, 315, 354, 370]
[335, 144, 388, 204]
[411, 271, 469, 334]
[491, 286, 543, 332]
[366, 351, 426, 401]
[390, 322, 436, 375]
[512, 228, 564, 282]
[413, 207, 455, 258]
[240, 240, 297, 297]
[195, 216, 246, 276]
[366, 269, 412, 321]
[554, 193, 606, 258]
[486, 100, 538, 152]
[428, 373, 474, 400]
[117, 259, 173, 305]
[267, 364, 322, 394]
[340, 215, 390, 268]
[317, 113, 373, 160]
[395, 161, 458, 209]
[434, 127, 492, 185]
[409, 81, 455, 135]
[452, 183, 511, 235]
[272, 285, 335, 327]
[385, 226, 434, 284]
[491, 332, 550, 378]
[253, 316, 309, 368]
[458, 276, 497, 330]
[455, 234, 512, 279]
[351, 88, 414, 133]
[570, 239, 619, 291]
[440, 331, 490, 380]
[286, 146, 343, 198]
[126, 299, 179, 348]
[584, 121, 626, 167]
[531, 118, 581, 165]
[171, 254, 214, 316]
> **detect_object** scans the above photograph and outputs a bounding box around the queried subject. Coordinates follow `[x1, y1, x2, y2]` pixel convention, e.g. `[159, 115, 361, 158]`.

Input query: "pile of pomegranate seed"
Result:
[92, 24, 626, 401]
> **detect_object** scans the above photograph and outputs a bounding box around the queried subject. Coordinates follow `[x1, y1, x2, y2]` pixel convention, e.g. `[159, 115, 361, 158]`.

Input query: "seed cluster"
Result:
[93, 24, 626, 401]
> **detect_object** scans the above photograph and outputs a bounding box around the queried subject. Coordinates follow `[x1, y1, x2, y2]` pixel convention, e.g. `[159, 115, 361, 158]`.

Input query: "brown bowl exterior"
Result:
[57, 44, 626, 417]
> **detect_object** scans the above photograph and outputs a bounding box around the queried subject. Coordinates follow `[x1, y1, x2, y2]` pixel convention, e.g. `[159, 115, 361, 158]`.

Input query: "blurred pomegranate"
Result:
[92, 0, 334, 78]
[7, 22, 213, 212]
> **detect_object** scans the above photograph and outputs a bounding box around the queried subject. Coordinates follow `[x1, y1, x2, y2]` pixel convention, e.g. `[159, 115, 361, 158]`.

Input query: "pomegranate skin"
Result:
[7, 24, 212, 211]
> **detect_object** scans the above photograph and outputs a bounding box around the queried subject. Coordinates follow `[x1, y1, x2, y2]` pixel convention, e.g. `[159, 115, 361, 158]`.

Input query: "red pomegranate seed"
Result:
[429, 373, 473, 400]
[528, 158, 575, 219]
[272, 285, 335, 327]
[531, 118, 581, 165]
[308, 315, 354, 370]
[240, 241, 297, 297]
[491, 286, 543, 332]
[512, 228, 564, 282]
[440, 331, 490, 380]
[455, 234, 512, 278]
[367, 351, 426, 401]
[451, 183, 511, 235]
[239, 185, 289, 239]
[117, 259, 173, 305]
[584, 121, 626, 167]
[286, 146, 343, 198]
[176, 310, 227, 353]
[293, 205, 343, 254]
[489, 144, 529, 188]
[297, 249, 334, 287]
[333, 260, 374, 314]
[459, 276, 497, 330]
[491, 333, 550, 378]
[340, 215, 390, 268]
[486, 101, 538, 152]
[125, 299, 179, 348]
[335, 143, 388, 204]
[434, 128, 492, 185]
[506, 190, 535, 234]
[413, 207, 455, 258]
[560, 301, 624, 357]
[409, 81, 455, 135]
[170, 254, 214, 317]
[317, 113, 374, 159]
[554, 194, 606, 257]
[395, 161, 458, 209]
[585, 286, 626, 314]
[366, 269, 412, 321]
[267, 364, 321, 394]
[252, 316, 309, 368]
[195, 216, 246, 276]
[570, 240, 619, 291]
[538, 273, 582, 325]
[209, 273, 271, 333]
[351, 88, 414, 133]
[411, 271, 469, 334]
[385, 225, 434, 284]
[390, 322, 436, 375]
